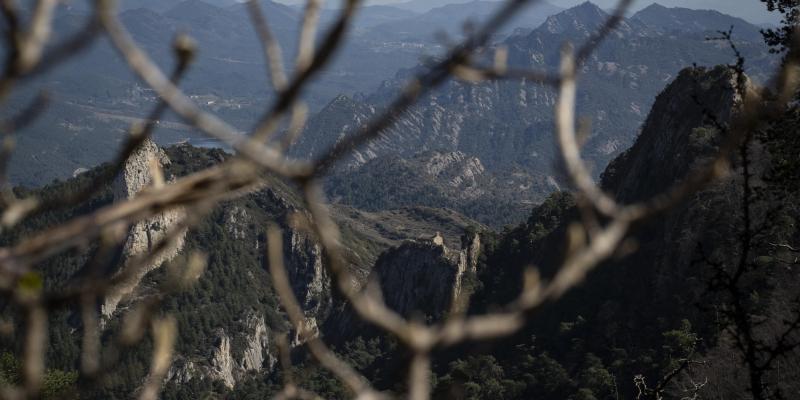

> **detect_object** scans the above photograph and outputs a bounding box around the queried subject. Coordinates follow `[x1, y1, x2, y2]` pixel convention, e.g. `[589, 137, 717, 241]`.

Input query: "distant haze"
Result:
[273, 0, 780, 25]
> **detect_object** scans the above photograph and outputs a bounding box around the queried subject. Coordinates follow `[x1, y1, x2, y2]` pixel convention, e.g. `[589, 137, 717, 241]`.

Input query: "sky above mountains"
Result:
[273, 0, 779, 25]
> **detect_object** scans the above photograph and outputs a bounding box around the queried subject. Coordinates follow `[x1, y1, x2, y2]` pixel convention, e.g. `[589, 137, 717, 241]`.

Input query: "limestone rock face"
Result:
[240, 314, 274, 372]
[290, 316, 320, 347]
[209, 331, 237, 388]
[371, 232, 481, 321]
[294, 3, 774, 228]
[242, 186, 333, 324]
[324, 230, 480, 339]
[101, 139, 186, 319]
[324, 148, 554, 227]
[454, 233, 481, 309]
[167, 314, 276, 389]
[422, 151, 486, 200]
[286, 225, 331, 322]
[166, 359, 197, 385]
[111, 139, 170, 199]
[424, 151, 485, 187]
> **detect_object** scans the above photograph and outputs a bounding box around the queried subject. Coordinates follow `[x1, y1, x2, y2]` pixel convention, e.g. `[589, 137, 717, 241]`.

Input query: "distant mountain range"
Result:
[391, 0, 504, 13]
[634, 3, 763, 40]
[7, 0, 571, 187]
[362, 1, 564, 41]
[283, 0, 506, 13]
[278, 0, 780, 25]
[6, 0, 776, 200]
[292, 1, 776, 226]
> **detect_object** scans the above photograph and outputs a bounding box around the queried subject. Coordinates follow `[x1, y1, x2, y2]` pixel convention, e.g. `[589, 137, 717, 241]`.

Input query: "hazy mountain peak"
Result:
[569, 1, 607, 16]
[632, 2, 762, 40]
[540, 1, 609, 36]
[640, 2, 668, 12]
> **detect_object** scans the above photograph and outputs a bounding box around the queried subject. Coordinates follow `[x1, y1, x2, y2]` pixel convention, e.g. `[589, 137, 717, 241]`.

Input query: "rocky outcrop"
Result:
[222, 187, 333, 333]
[225, 185, 334, 325]
[167, 314, 276, 388]
[101, 139, 186, 319]
[601, 65, 744, 203]
[240, 314, 273, 372]
[208, 332, 238, 388]
[370, 231, 481, 322]
[285, 227, 331, 321]
[13, 142, 493, 395]
[323, 230, 481, 338]
[454, 232, 481, 310]
[111, 139, 170, 199]
[422, 151, 486, 199]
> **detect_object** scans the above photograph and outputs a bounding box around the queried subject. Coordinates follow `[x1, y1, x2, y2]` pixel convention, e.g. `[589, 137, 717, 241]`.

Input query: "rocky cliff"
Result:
[423, 151, 486, 198]
[601, 65, 743, 203]
[285, 222, 331, 323]
[592, 66, 800, 396]
[101, 139, 186, 319]
[167, 313, 276, 388]
[328, 231, 481, 336]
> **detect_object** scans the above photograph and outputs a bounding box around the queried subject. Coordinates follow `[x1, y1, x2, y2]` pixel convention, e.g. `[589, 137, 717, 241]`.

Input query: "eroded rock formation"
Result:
[167, 314, 276, 388]
[285, 226, 331, 321]
[371, 231, 481, 322]
[101, 139, 186, 319]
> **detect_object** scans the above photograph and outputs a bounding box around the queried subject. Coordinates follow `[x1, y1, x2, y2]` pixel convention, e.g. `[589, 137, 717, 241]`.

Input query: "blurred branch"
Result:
[138, 317, 177, 400]
[247, 0, 288, 92]
[295, 0, 323, 74]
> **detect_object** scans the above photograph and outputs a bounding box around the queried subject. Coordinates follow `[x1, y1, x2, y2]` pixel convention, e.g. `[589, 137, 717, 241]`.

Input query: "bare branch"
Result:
[247, 0, 288, 92]
[138, 317, 177, 400]
[408, 353, 431, 400]
[16, 0, 58, 73]
[22, 302, 46, 397]
[296, 0, 323, 73]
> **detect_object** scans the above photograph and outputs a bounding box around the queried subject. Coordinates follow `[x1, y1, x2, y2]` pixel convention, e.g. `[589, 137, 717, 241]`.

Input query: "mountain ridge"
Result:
[292, 1, 775, 226]
[632, 2, 763, 40]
